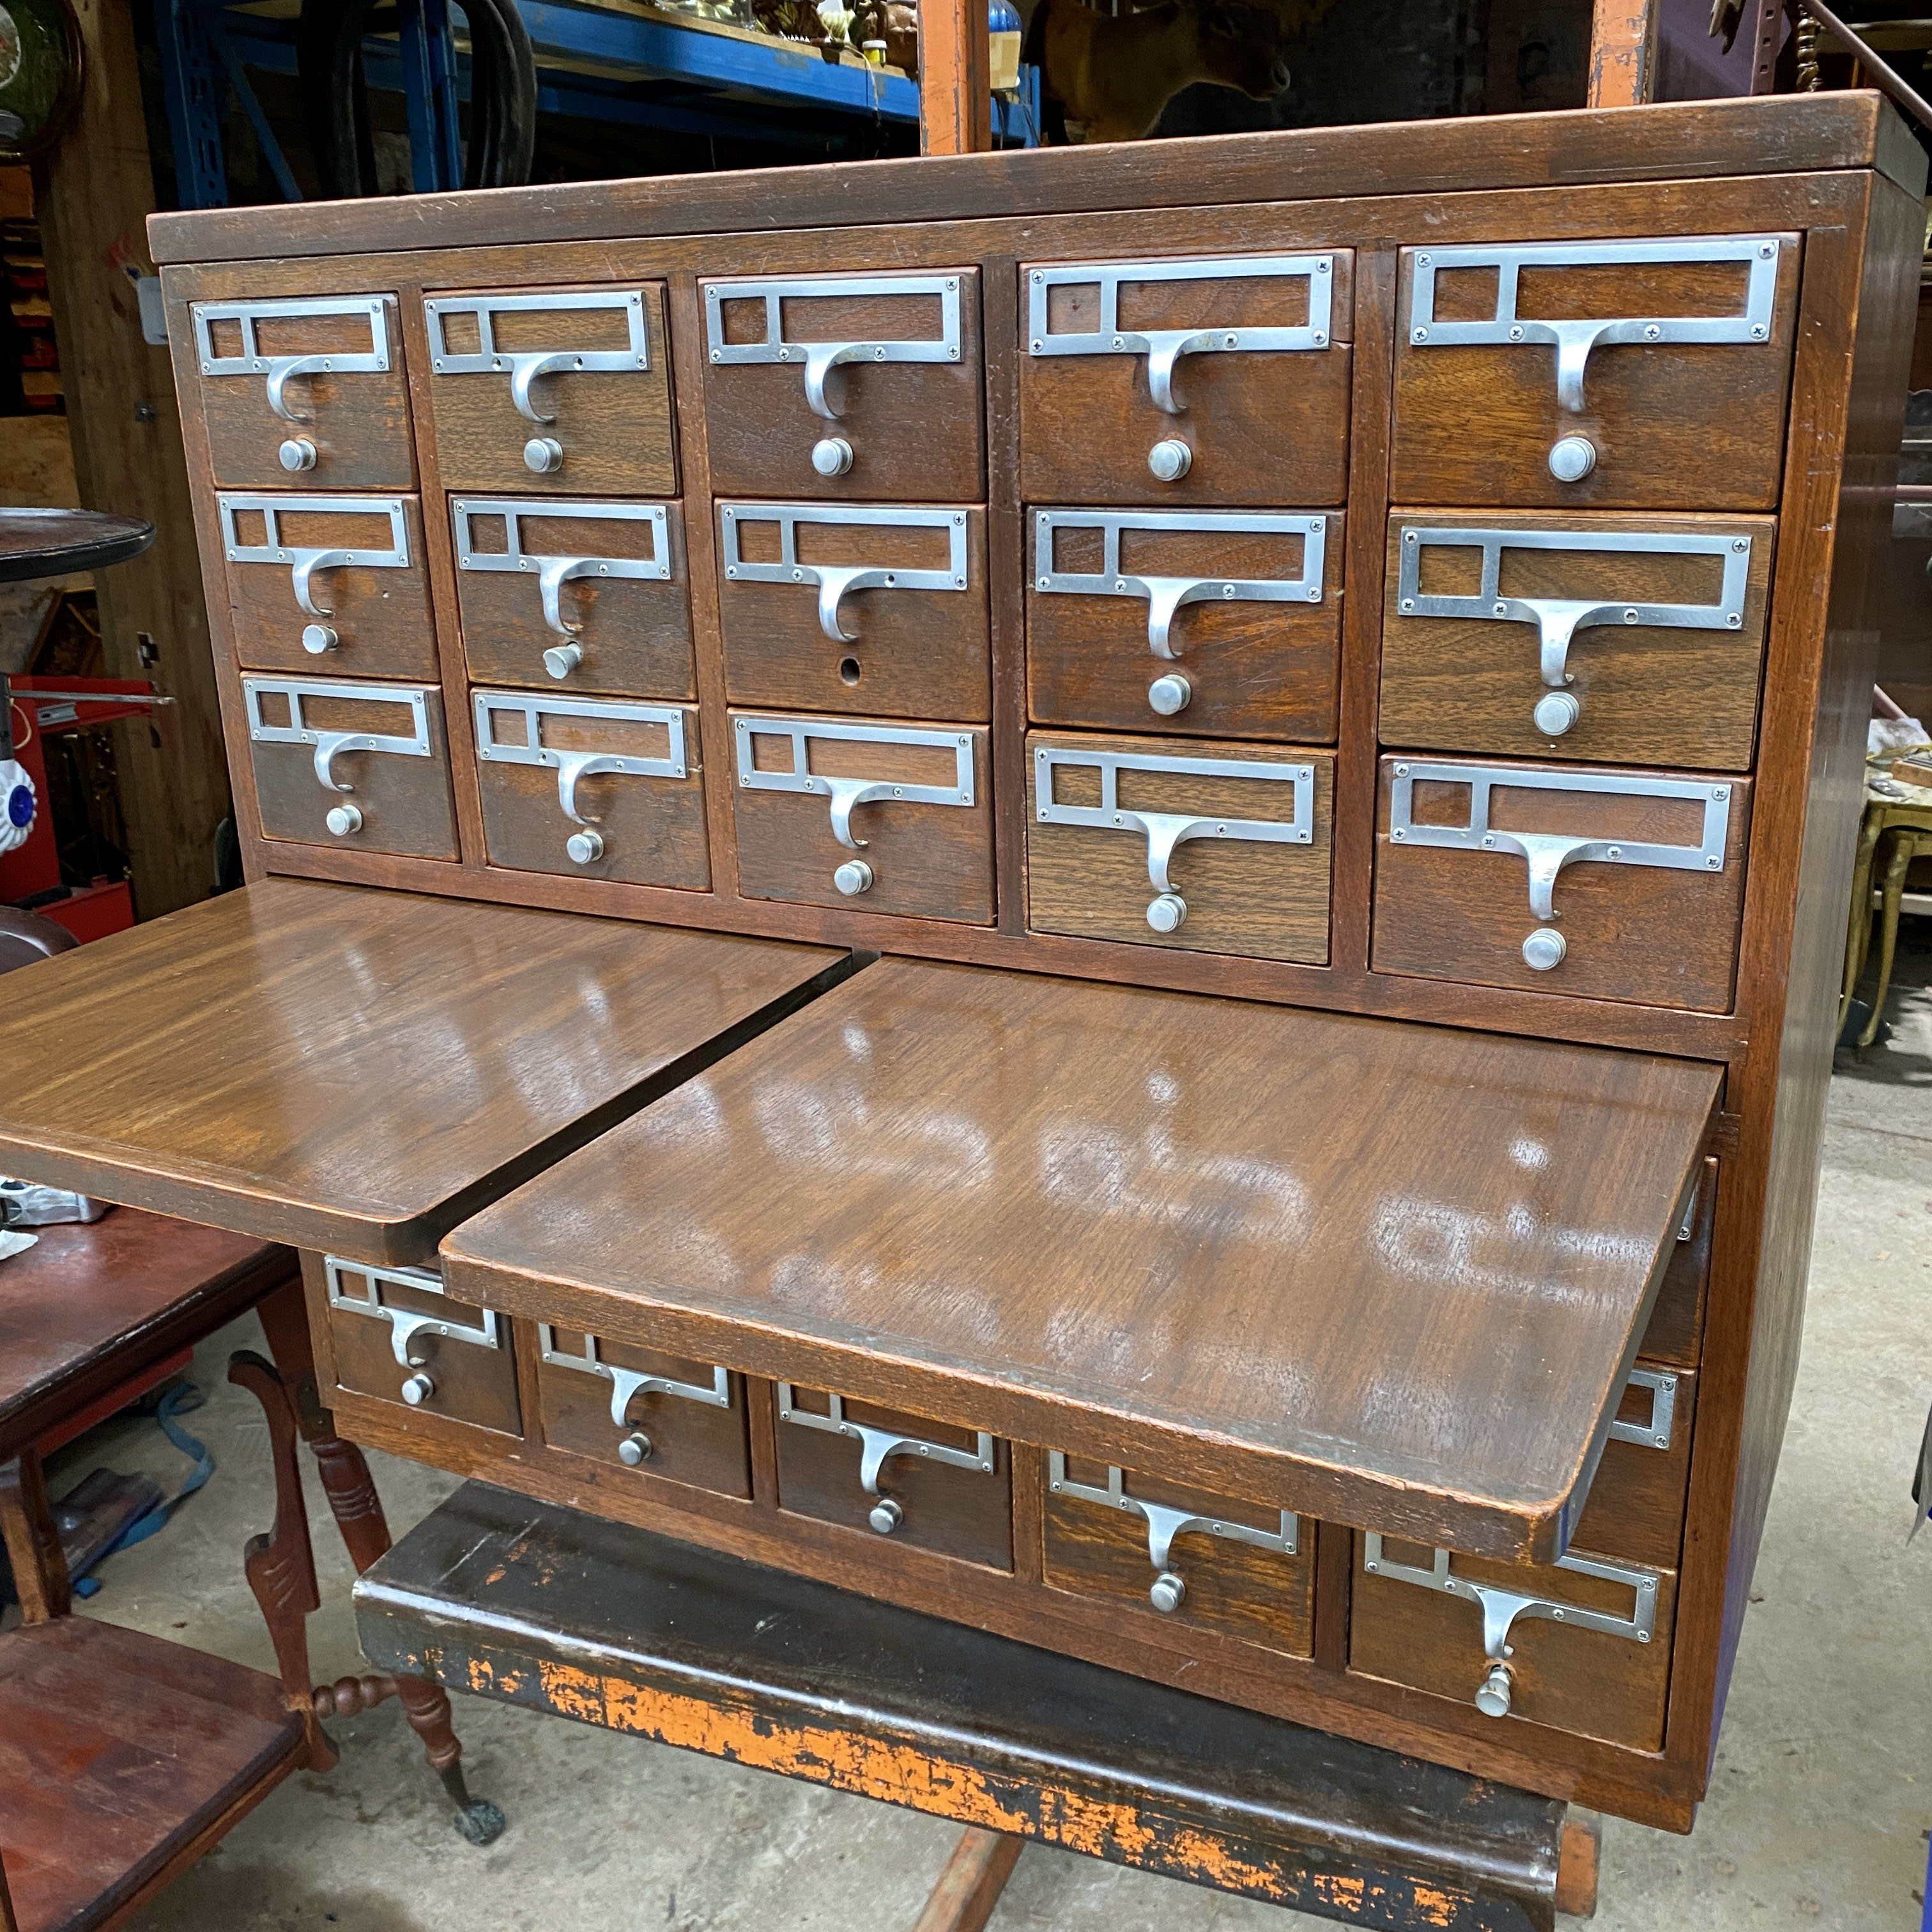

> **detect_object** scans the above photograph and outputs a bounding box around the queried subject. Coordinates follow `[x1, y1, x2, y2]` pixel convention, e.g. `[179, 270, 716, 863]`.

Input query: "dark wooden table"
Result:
[0, 510, 155, 585]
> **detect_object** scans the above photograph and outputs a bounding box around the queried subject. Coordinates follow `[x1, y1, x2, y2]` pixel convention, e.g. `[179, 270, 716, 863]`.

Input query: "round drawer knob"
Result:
[1532, 689, 1581, 737]
[1147, 673, 1192, 717]
[811, 436, 854, 477]
[400, 1370, 435, 1406]
[1522, 926, 1567, 972]
[524, 436, 565, 474]
[1148, 1570, 1187, 1614]
[278, 436, 318, 472]
[833, 859, 874, 897]
[1547, 434, 1597, 483]
[325, 803, 364, 838]
[301, 623, 339, 655]
[1146, 892, 1187, 934]
[617, 1431, 653, 1467]
[868, 1496, 904, 1535]
[543, 642, 583, 680]
[566, 829, 605, 866]
[1147, 438, 1193, 483]
[1474, 1661, 1514, 1718]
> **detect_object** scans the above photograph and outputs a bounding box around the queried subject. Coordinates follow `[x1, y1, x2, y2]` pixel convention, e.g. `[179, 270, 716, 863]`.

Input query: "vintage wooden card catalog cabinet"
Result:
[0, 95, 1913, 1847]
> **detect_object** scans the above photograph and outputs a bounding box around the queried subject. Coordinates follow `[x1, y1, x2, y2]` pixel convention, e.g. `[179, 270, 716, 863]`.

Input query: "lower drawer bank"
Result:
[323, 956, 1726, 1831]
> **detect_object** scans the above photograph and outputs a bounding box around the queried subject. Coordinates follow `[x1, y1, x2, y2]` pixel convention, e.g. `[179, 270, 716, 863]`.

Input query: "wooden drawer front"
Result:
[1379, 512, 1775, 769]
[453, 496, 693, 697]
[774, 1384, 1011, 1568]
[324, 1256, 521, 1434]
[1020, 252, 1353, 506]
[702, 271, 984, 501]
[731, 711, 993, 923]
[474, 691, 709, 888]
[1351, 1532, 1675, 1752]
[1372, 756, 1750, 1010]
[218, 493, 435, 679]
[243, 675, 458, 859]
[717, 503, 988, 723]
[1572, 1365, 1696, 1571]
[1390, 234, 1799, 509]
[1027, 733, 1331, 963]
[424, 285, 675, 496]
[1043, 1454, 1312, 1655]
[535, 1325, 749, 1496]
[1641, 1155, 1716, 1367]
[1027, 509, 1342, 740]
[192, 295, 413, 490]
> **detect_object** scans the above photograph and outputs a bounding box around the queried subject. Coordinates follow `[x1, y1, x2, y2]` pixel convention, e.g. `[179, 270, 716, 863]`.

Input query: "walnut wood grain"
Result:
[702, 274, 987, 502]
[323, 1266, 523, 1437]
[197, 296, 415, 489]
[442, 958, 1721, 1561]
[0, 877, 852, 1264]
[224, 496, 438, 681]
[1377, 510, 1777, 770]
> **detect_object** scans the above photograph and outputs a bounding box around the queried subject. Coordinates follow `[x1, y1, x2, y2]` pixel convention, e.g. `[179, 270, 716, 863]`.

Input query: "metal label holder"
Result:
[424, 291, 651, 424]
[473, 690, 688, 826]
[244, 676, 433, 792]
[452, 498, 672, 639]
[539, 1326, 731, 1429]
[218, 494, 410, 617]
[1395, 525, 1752, 705]
[192, 296, 392, 422]
[703, 273, 965, 420]
[1027, 254, 1335, 413]
[1034, 509, 1327, 658]
[735, 715, 975, 852]
[1386, 760, 1733, 921]
[778, 1386, 995, 1498]
[1607, 1365, 1679, 1452]
[326, 1257, 502, 1367]
[1048, 1452, 1297, 1590]
[1406, 235, 1782, 413]
[718, 503, 969, 642]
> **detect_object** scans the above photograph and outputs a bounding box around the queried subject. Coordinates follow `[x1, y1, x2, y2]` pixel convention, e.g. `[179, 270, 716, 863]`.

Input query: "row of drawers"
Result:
[249, 677, 1751, 1009]
[224, 495, 1776, 770]
[320, 1195, 1710, 1756]
[193, 234, 1800, 513]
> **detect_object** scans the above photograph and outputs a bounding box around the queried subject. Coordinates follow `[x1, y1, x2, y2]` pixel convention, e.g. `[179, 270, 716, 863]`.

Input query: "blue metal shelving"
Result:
[156, 0, 1038, 208]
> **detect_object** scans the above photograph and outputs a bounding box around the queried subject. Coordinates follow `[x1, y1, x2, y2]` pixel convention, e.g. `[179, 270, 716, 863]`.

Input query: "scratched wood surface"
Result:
[356, 1481, 1574, 1932]
[443, 958, 1721, 1560]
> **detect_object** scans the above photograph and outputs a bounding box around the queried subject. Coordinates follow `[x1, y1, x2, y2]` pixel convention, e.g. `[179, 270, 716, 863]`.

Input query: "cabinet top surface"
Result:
[444, 956, 1720, 1551]
[148, 93, 1920, 266]
[0, 879, 845, 1265]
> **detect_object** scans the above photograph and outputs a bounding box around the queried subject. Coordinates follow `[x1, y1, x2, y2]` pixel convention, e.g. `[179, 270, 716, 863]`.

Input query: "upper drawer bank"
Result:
[701, 270, 985, 502]
[1019, 252, 1354, 506]
[193, 295, 414, 490]
[1390, 233, 1801, 509]
[424, 284, 677, 495]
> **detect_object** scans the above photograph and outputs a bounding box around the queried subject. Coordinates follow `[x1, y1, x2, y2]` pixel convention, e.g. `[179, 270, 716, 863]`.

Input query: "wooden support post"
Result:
[1554, 1809, 1603, 1919]
[31, 0, 233, 919]
[919, 0, 993, 155]
[911, 1829, 1023, 1932]
[1585, 0, 1658, 105]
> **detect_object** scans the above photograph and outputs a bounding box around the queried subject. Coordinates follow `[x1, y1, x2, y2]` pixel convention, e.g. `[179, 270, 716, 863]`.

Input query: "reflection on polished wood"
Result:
[445, 959, 1719, 1559]
[0, 878, 852, 1266]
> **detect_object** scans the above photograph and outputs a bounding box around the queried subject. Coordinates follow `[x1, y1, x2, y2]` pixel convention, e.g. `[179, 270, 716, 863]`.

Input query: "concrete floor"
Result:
[19, 939, 1932, 1930]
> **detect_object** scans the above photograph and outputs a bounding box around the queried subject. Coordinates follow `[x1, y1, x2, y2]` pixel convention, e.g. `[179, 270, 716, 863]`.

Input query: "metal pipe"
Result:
[1800, 0, 1932, 135]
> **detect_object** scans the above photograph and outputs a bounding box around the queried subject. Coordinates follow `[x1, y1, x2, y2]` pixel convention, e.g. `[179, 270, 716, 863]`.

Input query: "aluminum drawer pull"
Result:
[425, 291, 651, 423]
[473, 691, 687, 833]
[244, 676, 433, 793]
[1607, 1366, 1678, 1452]
[1034, 509, 1326, 659]
[326, 1257, 499, 1406]
[779, 1385, 993, 1535]
[719, 503, 969, 642]
[1048, 1452, 1296, 1614]
[1027, 254, 1334, 413]
[453, 498, 671, 640]
[1396, 526, 1752, 736]
[1035, 743, 1312, 933]
[193, 296, 392, 422]
[704, 274, 964, 420]
[539, 1327, 731, 1429]
[218, 495, 410, 617]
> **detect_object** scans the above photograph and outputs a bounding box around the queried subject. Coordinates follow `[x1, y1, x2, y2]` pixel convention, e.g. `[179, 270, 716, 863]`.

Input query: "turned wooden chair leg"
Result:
[911, 1828, 1023, 1932]
[252, 1278, 505, 1845]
